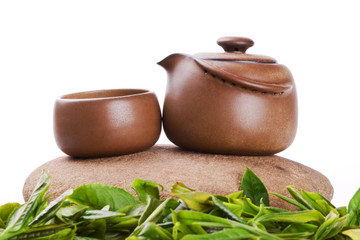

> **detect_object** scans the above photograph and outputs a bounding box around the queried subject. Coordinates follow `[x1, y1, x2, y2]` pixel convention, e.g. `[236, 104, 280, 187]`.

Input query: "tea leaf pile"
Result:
[0, 168, 359, 239]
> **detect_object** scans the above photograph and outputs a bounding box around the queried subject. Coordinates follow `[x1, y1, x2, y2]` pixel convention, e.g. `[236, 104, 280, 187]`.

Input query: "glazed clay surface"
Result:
[159, 37, 297, 155]
[54, 89, 161, 158]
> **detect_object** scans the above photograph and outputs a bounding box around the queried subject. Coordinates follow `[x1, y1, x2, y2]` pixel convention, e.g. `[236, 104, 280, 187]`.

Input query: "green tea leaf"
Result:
[140, 198, 171, 225]
[106, 216, 139, 230]
[174, 210, 282, 240]
[0, 203, 20, 227]
[342, 229, 360, 240]
[135, 222, 172, 240]
[274, 231, 314, 239]
[56, 205, 89, 223]
[172, 211, 206, 240]
[80, 209, 124, 220]
[181, 228, 253, 240]
[171, 182, 195, 194]
[6, 224, 72, 239]
[314, 210, 338, 240]
[346, 188, 360, 226]
[337, 206, 348, 217]
[77, 219, 106, 239]
[227, 191, 243, 200]
[67, 183, 141, 211]
[223, 202, 244, 218]
[325, 215, 349, 239]
[253, 202, 267, 222]
[271, 192, 308, 210]
[34, 227, 76, 240]
[286, 186, 314, 210]
[240, 167, 269, 206]
[117, 203, 147, 217]
[131, 178, 163, 202]
[256, 209, 325, 224]
[174, 210, 233, 227]
[30, 189, 73, 227]
[126, 237, 141, 240]
[159, 199, 180, 222]
[242, 197, 260, 216]
[301, 190, 335, 215]
[138, 196, 161, 225]
[172, 191, 213, 212]
[0, 170, 51, 240]
[211, 196, 245, 223]
[131, 199, 172, 236]
[316, 199, 336, 216]
[281, 223, 318, 233]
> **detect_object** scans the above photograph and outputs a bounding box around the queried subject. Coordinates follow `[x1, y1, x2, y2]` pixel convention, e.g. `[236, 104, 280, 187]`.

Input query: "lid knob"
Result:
[217, 37, 254, 53]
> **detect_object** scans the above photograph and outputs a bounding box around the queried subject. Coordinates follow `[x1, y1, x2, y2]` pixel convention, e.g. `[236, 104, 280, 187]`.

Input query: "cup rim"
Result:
[57, 88, 153, 102]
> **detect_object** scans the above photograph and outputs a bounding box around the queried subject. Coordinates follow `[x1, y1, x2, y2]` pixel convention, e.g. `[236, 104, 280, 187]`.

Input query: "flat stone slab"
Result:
[23, 145, 333, 209]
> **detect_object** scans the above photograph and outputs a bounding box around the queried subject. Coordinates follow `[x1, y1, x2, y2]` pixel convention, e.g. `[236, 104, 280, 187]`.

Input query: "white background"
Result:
[0, 1, 359, 207]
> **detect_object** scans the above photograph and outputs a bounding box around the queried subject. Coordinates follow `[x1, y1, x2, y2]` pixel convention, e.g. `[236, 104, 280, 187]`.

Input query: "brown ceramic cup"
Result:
[54, 89, 162, 158]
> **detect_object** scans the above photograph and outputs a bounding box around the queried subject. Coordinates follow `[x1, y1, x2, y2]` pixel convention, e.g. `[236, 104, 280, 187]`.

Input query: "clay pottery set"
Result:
[53, 36, 297, 157]
[54, 89, 161, 157]
[159, 37, 297, 155]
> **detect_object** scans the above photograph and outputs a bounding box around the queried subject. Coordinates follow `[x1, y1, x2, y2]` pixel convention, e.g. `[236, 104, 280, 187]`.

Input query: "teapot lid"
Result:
[194, 37, 276, 63]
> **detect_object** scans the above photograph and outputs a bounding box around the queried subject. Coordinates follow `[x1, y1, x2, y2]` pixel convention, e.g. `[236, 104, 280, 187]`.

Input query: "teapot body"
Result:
[159, 37, 298, 155]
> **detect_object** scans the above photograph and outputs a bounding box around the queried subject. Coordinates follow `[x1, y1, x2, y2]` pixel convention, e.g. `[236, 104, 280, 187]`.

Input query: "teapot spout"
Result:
[158, 53, 188, 73]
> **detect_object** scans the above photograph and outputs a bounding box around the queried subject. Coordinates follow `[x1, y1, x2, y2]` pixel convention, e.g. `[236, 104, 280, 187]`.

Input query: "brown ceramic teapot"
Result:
[158, 36, 297, 155]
